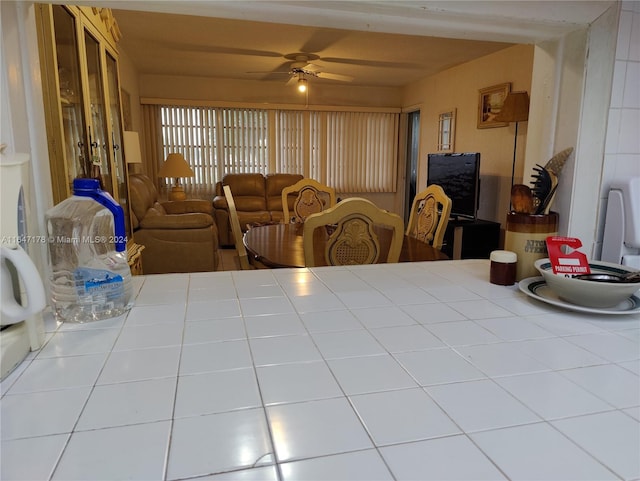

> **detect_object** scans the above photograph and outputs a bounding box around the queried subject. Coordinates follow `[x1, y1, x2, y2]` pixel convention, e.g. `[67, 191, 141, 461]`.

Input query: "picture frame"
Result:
[437, 109, 456, 153]
[121, 88, 132, 131]
[477, 82, 511, 129]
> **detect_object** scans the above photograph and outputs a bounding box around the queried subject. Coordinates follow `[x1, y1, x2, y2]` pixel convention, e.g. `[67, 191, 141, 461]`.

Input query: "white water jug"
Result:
[46, 178, 133, 323]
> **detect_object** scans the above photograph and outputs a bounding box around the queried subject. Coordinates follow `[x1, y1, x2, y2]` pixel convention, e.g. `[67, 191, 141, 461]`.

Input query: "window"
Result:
[161, 106, 216, 197]
[324, 111, 398, 192]
[275, 110, 307, 174]
[158, 105, 398, 195]
[219, 108, 269, 174]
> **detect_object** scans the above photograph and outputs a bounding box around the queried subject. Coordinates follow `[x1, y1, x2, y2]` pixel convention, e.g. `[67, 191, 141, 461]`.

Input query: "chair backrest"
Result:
[303, 197, 404, 267]
[223, 185, 251, 270]
[282, 179, 337, 224]
[405, 184, 452, 250]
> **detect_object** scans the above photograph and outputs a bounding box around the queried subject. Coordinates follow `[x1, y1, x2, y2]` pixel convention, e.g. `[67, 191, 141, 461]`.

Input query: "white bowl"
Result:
[534, 259, 640, 308]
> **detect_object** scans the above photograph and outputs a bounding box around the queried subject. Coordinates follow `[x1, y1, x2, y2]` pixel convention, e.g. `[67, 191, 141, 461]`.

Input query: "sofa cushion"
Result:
[140, 213, 213, 229]
[223, 173, 266, 196]
[238, 211, 272, 229]
[265, 173, 304, 212]
[164, 200, 213, 215]
[129, 174, 161, 222]
[153, 202, 167, 215]
[222, 173, 267, 212]
[234, 196, 269, 212]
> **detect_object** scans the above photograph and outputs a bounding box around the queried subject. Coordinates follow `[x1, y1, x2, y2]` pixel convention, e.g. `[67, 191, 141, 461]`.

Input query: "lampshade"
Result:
[123, 131, 142, 164]
[297, 77, 308, 93]
[494, 91, 530, 122]
[158, 153, 194, 178]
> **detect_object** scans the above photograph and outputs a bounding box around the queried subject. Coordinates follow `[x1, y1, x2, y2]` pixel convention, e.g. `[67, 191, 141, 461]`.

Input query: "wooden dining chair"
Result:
[303, 197, 405, 266]
[223, 185, 252, 270]
[282, 178, 337, 224]
[405, 184, 452, 250]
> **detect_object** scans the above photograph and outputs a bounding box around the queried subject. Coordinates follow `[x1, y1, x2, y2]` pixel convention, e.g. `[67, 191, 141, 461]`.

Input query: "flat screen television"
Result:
[427, 152, 481, 220]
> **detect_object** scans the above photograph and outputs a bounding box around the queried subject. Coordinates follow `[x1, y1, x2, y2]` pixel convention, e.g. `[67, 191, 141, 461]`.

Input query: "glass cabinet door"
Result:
[105, 51, 131, 236]
[51, 5, 88, 193]
[39, 4, 133, 236]
[83, 29, 112, 194]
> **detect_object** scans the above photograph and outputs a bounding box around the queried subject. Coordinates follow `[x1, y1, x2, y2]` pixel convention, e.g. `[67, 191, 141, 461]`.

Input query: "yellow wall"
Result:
[137, 74, 402, 108]
[119, 44, 534, 220]
[403, 44, 534, 224]
[118, 48, 141, 132]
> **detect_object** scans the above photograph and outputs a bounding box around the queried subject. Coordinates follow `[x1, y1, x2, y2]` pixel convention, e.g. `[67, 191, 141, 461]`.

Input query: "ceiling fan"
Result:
[249, 53, 354, 88]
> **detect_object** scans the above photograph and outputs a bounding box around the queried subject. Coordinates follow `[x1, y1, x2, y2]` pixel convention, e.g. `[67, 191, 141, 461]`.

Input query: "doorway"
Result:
[404, 110, 420, 224]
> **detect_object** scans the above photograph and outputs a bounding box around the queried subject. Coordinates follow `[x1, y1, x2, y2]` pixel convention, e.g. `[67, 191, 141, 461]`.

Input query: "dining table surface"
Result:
[1, 259, 639, 481]
[243, 222, 449, 268]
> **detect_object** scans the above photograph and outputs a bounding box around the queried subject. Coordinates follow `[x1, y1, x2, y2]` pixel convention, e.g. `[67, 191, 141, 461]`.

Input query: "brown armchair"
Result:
[128, 173, 219, 274]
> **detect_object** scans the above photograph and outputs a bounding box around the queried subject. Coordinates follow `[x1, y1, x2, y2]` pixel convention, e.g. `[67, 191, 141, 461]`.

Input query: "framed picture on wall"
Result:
[477, 82, 511, 129]
[121, 88, 132, 131]
[437, 109, 456, 152]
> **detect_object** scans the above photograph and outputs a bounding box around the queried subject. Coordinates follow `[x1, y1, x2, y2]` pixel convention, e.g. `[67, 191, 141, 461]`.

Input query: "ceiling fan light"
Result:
[297, 78, 308, 93]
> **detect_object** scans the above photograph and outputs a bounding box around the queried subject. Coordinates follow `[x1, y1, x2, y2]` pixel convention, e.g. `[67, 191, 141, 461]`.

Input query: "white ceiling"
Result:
[95, 1, 615, 89]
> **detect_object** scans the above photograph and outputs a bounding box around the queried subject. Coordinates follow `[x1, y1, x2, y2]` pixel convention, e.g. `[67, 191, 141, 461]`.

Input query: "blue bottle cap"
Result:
[73, 178, 101, 193]
[71, 178, 127, 252]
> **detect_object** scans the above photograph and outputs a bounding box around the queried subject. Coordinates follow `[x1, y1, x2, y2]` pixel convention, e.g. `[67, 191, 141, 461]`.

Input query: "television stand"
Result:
[442, 218, 500, 260]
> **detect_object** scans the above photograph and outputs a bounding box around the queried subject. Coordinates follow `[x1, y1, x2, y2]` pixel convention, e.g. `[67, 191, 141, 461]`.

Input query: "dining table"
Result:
[243, 222, 449, 268]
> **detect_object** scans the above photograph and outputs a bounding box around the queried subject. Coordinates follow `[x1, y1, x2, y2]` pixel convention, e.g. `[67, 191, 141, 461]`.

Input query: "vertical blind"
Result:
[325, 111, 398, 192]
[159, 106, 269, 197]
[160, 106, 216, 198]
[156, 104, 398, 195]
[219, 108, 269, 174]
[275, 110, 306, 175]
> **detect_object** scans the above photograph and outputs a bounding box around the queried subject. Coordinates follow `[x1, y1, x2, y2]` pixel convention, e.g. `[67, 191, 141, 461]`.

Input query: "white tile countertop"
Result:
[1, 260, 639, 481]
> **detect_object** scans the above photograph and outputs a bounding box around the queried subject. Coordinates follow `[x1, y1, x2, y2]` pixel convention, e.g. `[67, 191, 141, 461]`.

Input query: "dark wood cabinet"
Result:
[441, 218, 501, 259]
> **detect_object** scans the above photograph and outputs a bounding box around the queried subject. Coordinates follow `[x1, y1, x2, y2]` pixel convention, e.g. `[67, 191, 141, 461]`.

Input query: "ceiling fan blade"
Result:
[246, 61, 293, 81]
[303, 63, 322, 73]
[154, 40, 282, 59]
[316, 72, 354, 82]
[254, 72, 287, 82]
[320, 57, 420, 69]
[286, 76, 298, 86]
[299, 30, 348, 54]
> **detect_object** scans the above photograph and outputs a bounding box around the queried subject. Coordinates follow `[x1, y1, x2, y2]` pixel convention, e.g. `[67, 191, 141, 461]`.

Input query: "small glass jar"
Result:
[490, 250, 517, 286]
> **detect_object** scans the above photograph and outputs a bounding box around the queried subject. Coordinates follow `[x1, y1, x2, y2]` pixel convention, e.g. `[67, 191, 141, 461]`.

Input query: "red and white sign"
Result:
[545, 236, 591, 275]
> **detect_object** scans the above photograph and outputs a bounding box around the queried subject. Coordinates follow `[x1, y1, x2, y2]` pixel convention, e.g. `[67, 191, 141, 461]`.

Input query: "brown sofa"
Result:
[129, 173, 219, 274]
[213, 173, 303, 246]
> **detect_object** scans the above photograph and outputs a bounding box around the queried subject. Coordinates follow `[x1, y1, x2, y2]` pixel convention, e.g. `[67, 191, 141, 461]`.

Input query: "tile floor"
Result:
[218, 247, 242, 272]
[1, 260, 639, 480]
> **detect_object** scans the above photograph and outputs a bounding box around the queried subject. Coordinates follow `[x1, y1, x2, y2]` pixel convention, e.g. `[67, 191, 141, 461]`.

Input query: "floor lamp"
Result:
[494, 91, 530, 206]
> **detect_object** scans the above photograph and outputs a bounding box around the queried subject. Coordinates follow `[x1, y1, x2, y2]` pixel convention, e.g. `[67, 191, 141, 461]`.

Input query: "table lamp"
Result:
[158, 153, 194, 201]
[494, 91, 530, 196]
[123, 131, 142, 173]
